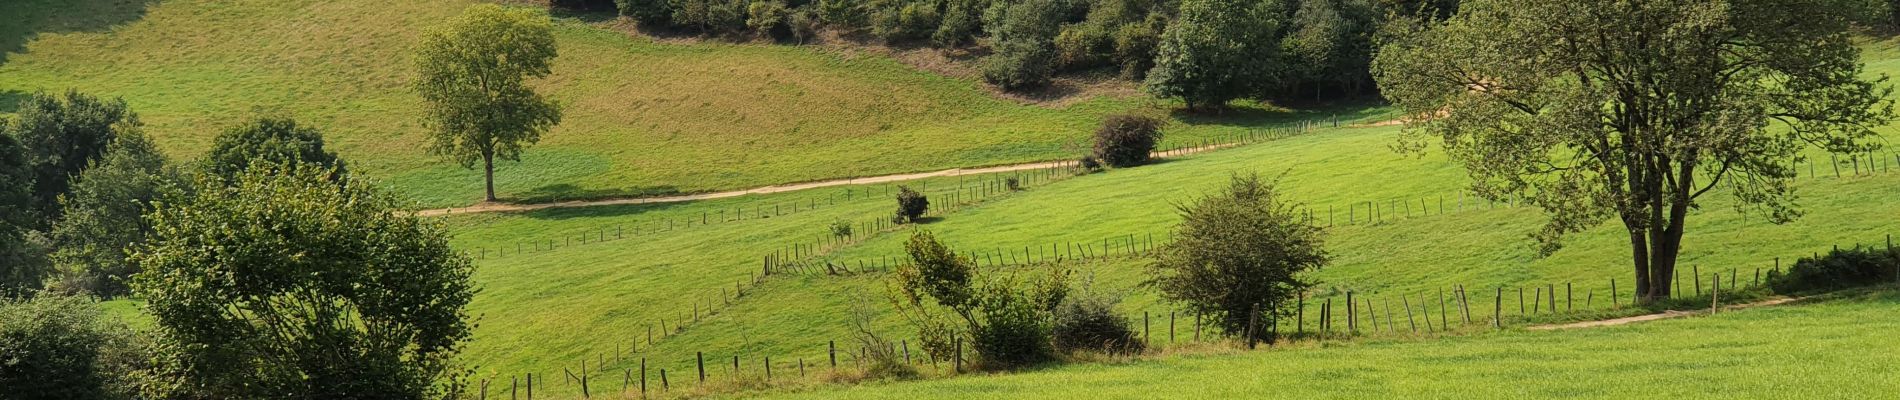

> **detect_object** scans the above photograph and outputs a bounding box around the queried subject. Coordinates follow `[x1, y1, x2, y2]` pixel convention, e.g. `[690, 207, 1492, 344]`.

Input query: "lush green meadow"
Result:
[0, 0, 1385, 208]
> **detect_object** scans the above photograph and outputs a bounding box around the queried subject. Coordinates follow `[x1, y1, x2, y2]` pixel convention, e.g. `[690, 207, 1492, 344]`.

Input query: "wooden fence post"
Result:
[1403, 296, 1417, 332]
[1611, 279, 1619, 308]
[1457, 285, 1471, 324]
[829, 341, 837, 369]
[1493, 287, 1502, 329]
[696, 352, 705, 385]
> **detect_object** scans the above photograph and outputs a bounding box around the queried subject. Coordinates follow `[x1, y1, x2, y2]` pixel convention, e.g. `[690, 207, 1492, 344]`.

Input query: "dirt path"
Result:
[1526, 297, 1800, 330]
[417, 143, 1240, 217]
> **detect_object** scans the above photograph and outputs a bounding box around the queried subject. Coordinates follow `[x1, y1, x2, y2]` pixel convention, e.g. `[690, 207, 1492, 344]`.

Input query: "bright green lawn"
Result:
[742, 289, 1900, 399]
[0, 0, 1387, 208]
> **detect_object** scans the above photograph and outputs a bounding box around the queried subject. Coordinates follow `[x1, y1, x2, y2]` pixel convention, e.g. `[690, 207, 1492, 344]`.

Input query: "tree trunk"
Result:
[483, 151, 497, 202]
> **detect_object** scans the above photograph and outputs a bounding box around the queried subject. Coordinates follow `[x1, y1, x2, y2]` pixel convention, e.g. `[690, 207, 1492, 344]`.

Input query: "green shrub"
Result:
[1112, 20, 1161, 79]
[1051, 292, 1143, 355]
[746, 0, 791, 36]
[830, 219, 855, 238]
[0, 293, 149, 400]
[1005, 177, 1021, 191]
[1054, 24, 1113, 71]
[932, 0, 986, 46]
[1091, 114, 1164, 167]
[893, 185, 930, 223]
[617, 0, 676, 26]
[1768, 245, 1899, 294]
[890, 230, 1068, 370]
[1149, 173, 1327, 342]
[870, 0, 942, 42]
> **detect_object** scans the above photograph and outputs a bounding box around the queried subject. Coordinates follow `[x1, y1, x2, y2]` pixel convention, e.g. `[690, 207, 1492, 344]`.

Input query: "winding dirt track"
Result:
[1526, 297, 1800, 330]
[417, 143, 1240, 217]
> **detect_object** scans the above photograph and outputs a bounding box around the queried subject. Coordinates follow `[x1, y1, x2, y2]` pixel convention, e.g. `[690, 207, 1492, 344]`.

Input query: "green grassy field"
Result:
[409, 116, 1898, 399]
[0, 0, 1385, 208]
[739, 289, 1900, 399]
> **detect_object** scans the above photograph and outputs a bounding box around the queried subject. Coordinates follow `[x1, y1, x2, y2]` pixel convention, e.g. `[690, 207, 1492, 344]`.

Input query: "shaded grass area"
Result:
[0, 0, 1384, 208]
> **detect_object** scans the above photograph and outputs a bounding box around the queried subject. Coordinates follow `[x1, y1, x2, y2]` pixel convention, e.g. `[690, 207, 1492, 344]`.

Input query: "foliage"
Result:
[894, 185, 930, 223]
[1280, 0, 1378, 99]
[869, 0, 943, 42]
[831, 219, 855, 238]
[1373, 0, 1894, 302]
[1768, 245, 1900, 294]
[933, 0, 989, 46]
[0, 132, 48, 295]
[5, 89, 139, 226]
[617, 0, 675, 25]
[673, 0, 751, 33]
[201, 115, 346, 185]
[890, 230, 1068, 369]
[48, 132, 181, 298]
[1091, 114, 1164, 167]
[1145, 0, 1285, 111]
[1050, 290, 1143, 354]
[1110, 20, 1162, 79]
[129, 166, 476, 399]
[981, 0, 1064, 90]
[848, 296, 919, 380]
[746, 0, 791, 37]
[1148, 173, 1326, 340]
[0, 293, 149, 400]
[414, 4, 564, 202]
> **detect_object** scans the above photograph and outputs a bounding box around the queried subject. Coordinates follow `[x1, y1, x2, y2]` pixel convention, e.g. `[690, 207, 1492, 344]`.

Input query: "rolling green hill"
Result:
[0, 0, 1381, 208]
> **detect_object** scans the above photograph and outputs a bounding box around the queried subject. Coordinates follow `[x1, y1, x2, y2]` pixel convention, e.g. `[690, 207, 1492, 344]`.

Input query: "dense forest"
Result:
[544, 0, 1459, 104]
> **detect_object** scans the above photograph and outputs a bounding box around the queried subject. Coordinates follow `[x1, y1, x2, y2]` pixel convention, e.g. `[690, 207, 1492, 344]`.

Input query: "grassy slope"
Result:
[0, 0, 1385, 208]
[747, 290, 1900, 399]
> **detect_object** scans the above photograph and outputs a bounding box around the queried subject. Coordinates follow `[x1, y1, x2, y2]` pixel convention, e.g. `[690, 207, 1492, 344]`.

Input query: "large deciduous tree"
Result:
[0, 131, 50, 295]
[1373, 0, 1893, 302]
[130, 166, 476, 399]
[5, 90, 139, 226]
[49, 131, 181, 298]
[1144, 0, 1285, 111]
[414, 4, 563, 203]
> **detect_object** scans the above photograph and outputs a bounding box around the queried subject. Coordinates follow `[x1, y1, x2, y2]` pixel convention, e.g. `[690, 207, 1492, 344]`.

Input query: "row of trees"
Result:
[588, 0, 1458, 105]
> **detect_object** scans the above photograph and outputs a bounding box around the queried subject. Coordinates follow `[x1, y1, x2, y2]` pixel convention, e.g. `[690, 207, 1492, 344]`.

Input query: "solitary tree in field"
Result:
[414, 4, 563, 203]
[1148, 173, 1326, 341]
[131, 165, 475, 399]
[1373, 0, 1893, 303]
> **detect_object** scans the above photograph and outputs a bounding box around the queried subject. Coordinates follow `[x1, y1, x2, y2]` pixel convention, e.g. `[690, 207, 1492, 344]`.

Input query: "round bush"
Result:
[1051, 294, 1144, 354]
[1092, 114, 1164, 167]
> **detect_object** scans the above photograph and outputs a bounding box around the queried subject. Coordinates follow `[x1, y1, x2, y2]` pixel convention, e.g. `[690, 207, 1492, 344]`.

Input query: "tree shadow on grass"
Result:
[0, 0, 158, 66]
[507, 183, 696, 220]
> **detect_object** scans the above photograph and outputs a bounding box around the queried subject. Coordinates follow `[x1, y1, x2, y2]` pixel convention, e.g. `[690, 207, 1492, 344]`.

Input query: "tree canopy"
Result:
[0, 131, 49, 295]
[1144, 0, 1285, 111]
[414, 4, 563, 202]
[130, 166, 475, 399]
[49, 131, 181, 298]
[4, 90, 139, 226]
[1373, 0, 1893, 302]
[201, 116, 346, 184]
[1148, 173, 1327, 340]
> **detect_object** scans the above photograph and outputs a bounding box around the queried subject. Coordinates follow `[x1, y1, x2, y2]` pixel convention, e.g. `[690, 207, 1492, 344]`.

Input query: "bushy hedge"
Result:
[1091, 114, 1163, 167]
[894, 185, 930, 223]
[1768, 245, 1899, 294]
[1051, 293, 1144, 354]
